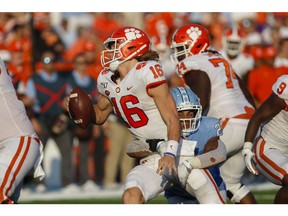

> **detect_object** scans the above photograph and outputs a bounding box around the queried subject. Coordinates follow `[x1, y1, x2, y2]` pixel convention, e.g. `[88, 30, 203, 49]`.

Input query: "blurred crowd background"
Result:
[1, 12, 288, 195]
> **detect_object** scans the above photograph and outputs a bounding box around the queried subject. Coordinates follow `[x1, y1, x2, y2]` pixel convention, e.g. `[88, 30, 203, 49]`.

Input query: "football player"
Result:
[221, 26, 254, 85]
[69, 26, 181, 204]
[0, 57, 44, 204]
[164, 87, 227, 204]
[170, 23, 257, 204]
[243, 74, 288, 204]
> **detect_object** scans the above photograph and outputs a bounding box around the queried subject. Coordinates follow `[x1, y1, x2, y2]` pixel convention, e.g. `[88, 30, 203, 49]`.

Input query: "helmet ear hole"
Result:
[128, 46, 136, 50]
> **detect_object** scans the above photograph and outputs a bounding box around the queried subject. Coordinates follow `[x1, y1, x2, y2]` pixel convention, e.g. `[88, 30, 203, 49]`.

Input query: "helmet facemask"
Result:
[177, 102, 202, 137]
[225, 39, 244, 57]
[170, 42, 191, 64]
[223, 27, 245, 57]
[101, 37, 127, 72]
[100, 26, 151, 72]
[170, 87, 203, 137]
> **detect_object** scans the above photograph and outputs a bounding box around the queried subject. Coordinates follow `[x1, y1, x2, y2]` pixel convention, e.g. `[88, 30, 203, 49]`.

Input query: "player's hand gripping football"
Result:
[66, 87, 95, 129]
[242, 142, 259, 175]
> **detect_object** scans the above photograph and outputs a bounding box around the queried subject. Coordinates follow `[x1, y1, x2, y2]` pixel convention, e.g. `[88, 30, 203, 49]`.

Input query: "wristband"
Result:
[243, 141, 253, 150]
[164, 140, 179, 158]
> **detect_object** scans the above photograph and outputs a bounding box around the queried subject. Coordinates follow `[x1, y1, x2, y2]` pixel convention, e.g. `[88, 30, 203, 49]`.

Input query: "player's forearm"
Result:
[187, 140, 226, 169]
[244, 111, 265, 143]
[92, 105, 112, 125]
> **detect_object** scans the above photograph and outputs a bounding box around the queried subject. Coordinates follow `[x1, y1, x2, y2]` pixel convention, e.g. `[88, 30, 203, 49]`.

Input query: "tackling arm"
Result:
[245, 92, 286, 143]
[177, 136, 226, 187]
[186, 137, 226, 169]
[149, 82, 181, 175]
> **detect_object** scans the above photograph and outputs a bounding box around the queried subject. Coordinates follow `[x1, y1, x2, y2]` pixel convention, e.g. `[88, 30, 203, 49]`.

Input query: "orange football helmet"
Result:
[222, 26, 245, 57]
[170, 24, 210, 62]
[101, 26, 151, 71]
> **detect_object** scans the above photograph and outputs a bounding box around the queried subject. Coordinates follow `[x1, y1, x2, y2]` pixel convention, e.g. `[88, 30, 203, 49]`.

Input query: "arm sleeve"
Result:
[187, 139, 226, 169]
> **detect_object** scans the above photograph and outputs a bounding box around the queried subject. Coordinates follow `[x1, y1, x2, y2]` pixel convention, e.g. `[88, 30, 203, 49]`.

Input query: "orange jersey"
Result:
[248, 65, 285, 104]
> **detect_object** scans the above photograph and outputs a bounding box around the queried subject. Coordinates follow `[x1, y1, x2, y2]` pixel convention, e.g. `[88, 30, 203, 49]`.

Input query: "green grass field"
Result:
[18, 189, 277, 204]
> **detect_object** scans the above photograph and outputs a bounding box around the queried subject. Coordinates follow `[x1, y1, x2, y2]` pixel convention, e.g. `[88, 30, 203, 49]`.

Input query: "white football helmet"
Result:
[170, 87, 202, 136]
[222, 26, 245, 57]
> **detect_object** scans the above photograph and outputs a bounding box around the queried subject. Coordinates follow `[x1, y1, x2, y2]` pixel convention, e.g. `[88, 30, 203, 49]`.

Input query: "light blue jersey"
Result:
[186, 116, 222, 154]
[165, 116, 225, 202]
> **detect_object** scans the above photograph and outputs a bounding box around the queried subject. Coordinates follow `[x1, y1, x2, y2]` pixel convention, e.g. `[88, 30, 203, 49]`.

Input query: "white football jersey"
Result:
[176, 52, 254, 118]
[261, 75, 288, 150]
[97, 61, 168, 149]
[0, 59, 35, 142]
[221, 51, 254, 79]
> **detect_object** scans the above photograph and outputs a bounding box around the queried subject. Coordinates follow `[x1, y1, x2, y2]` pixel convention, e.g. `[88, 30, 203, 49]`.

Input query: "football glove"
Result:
[242, 142, 258, 175]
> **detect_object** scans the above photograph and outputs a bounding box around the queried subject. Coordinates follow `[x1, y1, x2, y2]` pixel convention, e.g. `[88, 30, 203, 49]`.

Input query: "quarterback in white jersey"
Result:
[68, 26, 181, 204]
[243, 74, 288, 204]
[0, 58, 44, 204]
[170, 24, 257, 204]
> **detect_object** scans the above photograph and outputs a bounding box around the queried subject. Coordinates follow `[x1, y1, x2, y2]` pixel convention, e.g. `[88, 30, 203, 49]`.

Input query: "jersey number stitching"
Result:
[209, 58, 237, 89]
[277, 81, 287, 95]
[150, 64, 164, 78]
[111, 95, 149, 128]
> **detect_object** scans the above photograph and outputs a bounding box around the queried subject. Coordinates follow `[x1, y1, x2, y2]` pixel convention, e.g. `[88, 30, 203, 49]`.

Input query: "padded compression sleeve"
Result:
[187, 140, 227, 169]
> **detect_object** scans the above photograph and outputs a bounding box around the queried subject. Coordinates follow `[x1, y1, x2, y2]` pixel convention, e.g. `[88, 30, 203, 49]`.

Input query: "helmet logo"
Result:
[186, 26, 202, 42]
[124, 28, 143, 41]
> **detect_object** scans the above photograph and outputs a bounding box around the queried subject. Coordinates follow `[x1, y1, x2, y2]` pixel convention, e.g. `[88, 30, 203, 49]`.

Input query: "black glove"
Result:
[146, 139, 165, 152]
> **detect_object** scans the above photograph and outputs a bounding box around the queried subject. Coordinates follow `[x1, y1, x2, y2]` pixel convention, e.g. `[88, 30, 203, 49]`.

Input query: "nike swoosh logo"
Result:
[127, 86, 133, 90]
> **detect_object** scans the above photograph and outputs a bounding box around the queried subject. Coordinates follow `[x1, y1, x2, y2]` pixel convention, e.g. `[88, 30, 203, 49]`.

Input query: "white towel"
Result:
[33, 140, 45, 181]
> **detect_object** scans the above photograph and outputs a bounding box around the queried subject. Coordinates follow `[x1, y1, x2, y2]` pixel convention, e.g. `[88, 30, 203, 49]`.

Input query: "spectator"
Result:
[7, 41, 32, 89]
[24, 51, 75, 193]
[67, 53, 101, 191]
[83, 41, 103, 81]
[32, 13, 66, 63]
[64, 26, 94, 62]
[274, 38, 288, 68]
[53, 17, 77, 50]
[91, 13, 123, 41]
[248, 45, 285, 107]
[103, 114, 135, 190]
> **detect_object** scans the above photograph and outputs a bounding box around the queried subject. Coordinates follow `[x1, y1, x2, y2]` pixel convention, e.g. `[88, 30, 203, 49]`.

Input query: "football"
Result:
[68, 87, 95, 129]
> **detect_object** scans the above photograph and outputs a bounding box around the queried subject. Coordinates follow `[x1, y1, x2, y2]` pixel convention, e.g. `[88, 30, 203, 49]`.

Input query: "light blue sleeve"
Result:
[25, 78, 41, 113]
[25, 78, 36, 98]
